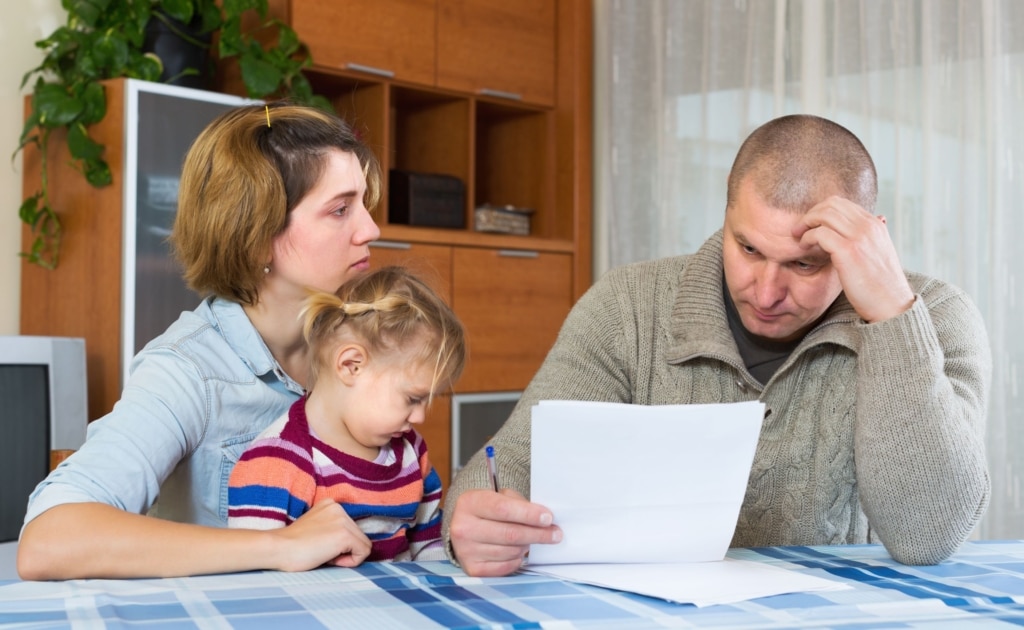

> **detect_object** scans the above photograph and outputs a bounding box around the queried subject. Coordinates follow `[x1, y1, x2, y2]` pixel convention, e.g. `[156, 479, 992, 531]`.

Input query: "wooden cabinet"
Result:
[290, 0, 556, 106]
[291, 0, 590, 325]
[290, 0, 436, 85]
[367, 241, 453, 300]
[369, 242, 571, 393]
[367, 241, 572, 488]
[452, 249, 571, 392]
[437, 0, 556, 106]
[289, 0, 591, 489]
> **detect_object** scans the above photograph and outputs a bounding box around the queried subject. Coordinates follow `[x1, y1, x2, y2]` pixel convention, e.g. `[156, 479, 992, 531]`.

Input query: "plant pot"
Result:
[143, 12, 214, 90]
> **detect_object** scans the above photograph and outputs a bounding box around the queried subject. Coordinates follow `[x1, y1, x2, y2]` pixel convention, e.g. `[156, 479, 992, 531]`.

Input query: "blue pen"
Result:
[486, 445, 501, 492]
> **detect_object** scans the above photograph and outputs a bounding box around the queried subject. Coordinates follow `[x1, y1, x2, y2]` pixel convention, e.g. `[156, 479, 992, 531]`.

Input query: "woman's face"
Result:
[269, 149, 381, 294]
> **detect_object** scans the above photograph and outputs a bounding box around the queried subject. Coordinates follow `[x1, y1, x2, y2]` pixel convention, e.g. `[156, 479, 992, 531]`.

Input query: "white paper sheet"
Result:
[524, 559, 850, 607]
[529, 399, 765, 565]
[526, 399, 850, 606]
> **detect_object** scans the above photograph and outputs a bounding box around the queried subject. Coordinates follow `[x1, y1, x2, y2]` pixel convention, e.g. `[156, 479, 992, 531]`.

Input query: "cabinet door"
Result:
[368, 241, 453, 301]
[452, 248, 571, 392]
[292, 0, 437, 85]
[437, 0, 556, 106]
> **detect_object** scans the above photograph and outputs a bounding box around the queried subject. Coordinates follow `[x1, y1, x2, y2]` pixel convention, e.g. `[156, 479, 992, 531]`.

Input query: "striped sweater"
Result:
[228, 398, 444, 561]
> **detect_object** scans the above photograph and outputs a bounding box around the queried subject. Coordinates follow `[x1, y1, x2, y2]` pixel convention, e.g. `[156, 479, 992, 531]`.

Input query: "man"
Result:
[441, 114, 992, 578]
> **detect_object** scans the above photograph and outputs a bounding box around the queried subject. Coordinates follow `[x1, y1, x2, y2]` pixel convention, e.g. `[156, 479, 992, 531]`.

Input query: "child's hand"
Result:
[269, 500, 372, 571]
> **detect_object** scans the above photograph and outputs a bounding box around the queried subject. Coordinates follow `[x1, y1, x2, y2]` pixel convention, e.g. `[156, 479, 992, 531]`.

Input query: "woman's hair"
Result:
[171, 102, 382, 305]
[301, 266, 467, 398]
[726, 114, 877, 213]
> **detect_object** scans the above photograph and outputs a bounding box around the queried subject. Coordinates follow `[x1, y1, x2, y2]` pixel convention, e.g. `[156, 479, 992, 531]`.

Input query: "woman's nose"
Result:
[353, 205, 381, 244]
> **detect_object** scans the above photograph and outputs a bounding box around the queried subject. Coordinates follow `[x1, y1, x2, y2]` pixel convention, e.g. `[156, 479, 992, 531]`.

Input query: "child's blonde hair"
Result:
[301, 266, 466, 398]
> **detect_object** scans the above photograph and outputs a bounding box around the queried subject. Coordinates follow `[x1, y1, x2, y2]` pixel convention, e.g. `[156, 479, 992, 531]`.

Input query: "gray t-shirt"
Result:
[723, 285, 799, 385]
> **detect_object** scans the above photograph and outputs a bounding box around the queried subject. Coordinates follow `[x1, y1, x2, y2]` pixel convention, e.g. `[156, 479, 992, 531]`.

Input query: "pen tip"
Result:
[486, 445, 494, 456]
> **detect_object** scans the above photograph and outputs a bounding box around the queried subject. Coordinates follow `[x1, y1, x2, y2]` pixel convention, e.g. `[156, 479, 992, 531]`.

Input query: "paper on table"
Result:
[524, 559, 850, 607]
[528, 399, 764, 565]
[526, 399, 849, 606]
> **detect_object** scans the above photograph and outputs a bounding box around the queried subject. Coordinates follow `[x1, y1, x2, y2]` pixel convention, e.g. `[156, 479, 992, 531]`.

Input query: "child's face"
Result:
[343, 354, 435, 448]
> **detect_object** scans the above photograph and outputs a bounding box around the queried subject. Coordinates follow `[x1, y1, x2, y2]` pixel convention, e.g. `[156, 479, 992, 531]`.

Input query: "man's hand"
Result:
[449, 488, 562, 577]
[270, 500, 372, 571]
[794, 196, 915, 323]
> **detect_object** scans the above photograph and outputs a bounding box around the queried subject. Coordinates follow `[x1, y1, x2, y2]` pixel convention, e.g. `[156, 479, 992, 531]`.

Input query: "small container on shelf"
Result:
[388, 170, 466, 229]
[474, 204, 534, 236]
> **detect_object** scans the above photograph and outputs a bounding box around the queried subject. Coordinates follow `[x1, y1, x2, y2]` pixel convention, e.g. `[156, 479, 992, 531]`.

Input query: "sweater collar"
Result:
[666, 230, 863, 365]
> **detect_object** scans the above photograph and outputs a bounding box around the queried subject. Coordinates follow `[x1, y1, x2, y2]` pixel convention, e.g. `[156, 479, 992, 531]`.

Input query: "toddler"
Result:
[228, 266, 465, 563]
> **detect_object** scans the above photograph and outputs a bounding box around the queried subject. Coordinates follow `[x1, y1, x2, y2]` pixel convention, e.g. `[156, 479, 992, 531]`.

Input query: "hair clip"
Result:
[265, 105, 271, 128]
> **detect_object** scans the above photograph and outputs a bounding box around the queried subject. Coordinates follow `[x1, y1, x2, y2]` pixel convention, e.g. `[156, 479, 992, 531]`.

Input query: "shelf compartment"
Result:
[388, 86, 472, 226]
[474, 100, 555, 239]
[306, 70, 388, 165]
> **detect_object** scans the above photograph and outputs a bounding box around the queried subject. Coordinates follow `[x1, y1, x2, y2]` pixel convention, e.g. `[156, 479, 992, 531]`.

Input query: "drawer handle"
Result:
[498, 250, 539, 258]
[370, 241, 412, 250]
[479, 88, 522, 101]
[346, 62, 395, 78]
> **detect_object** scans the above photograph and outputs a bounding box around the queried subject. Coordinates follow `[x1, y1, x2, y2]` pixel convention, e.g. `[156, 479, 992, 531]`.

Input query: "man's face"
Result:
[722, 180, 843, 342]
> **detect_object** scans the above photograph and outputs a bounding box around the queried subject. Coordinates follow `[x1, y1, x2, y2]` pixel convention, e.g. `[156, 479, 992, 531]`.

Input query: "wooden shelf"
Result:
[279, 0, 591, 489]
[376, 226, 575, 253]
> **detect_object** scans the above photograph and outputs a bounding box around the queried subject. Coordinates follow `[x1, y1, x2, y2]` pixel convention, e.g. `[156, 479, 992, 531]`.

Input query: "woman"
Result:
[18, 103, 382, 579]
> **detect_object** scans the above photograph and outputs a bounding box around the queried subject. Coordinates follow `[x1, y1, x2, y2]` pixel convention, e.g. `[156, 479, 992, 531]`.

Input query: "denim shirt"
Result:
[23, 297, 304, 530]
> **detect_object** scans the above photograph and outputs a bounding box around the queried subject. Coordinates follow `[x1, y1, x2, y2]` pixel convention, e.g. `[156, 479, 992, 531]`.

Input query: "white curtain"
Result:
[594, 0, 1024, 540]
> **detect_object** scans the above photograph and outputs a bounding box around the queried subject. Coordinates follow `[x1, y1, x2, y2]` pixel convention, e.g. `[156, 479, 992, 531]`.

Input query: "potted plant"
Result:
[16, 0, 330, 269]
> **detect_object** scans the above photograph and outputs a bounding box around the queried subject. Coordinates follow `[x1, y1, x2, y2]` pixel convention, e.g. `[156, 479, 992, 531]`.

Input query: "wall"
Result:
[1, 1, 65, 335]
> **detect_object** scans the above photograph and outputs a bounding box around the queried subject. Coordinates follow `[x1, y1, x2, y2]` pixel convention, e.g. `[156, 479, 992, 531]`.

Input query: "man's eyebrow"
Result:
[796, 252, 831, 265]
[732, 231, 754, 247]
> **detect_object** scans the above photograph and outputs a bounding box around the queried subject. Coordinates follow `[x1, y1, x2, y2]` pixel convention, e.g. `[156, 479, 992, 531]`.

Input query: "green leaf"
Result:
[18, 193, 42, 225]
[66, 0, 109, 29]
[66, 122, 103, 161]
[196, 2, 223, 34]
[275, 23, 301, 56]
[77, 80, 106, 126]
[33, 83, 83, 127]
[93, 30, 130, 73]
[217, 15, 244, 57]
[133, 53, 165, 82]
[239, 55, 282, 98]
[18, 108, 42, 147]
[158, 0, 195, 25]
[122, 8, 152, 48]
[310, 94, 335, 113]
[223, 0, 267, 18]
[82, 157, 112, 187]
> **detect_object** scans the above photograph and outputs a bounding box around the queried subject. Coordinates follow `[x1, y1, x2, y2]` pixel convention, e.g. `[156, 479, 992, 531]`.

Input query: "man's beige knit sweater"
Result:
[443, 231, 991, 565]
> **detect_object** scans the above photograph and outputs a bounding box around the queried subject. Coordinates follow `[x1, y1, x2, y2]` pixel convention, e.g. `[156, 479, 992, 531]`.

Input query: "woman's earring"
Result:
[263, 264, 271, 274]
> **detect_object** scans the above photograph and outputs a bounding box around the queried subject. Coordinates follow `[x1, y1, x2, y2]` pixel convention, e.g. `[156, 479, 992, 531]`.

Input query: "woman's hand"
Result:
[448, 488, 562, 577]
[269, 500, 372, 571]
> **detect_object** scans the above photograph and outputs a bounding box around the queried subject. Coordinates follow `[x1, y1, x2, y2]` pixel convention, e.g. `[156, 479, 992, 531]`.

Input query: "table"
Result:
[2, 541, 1024, 628]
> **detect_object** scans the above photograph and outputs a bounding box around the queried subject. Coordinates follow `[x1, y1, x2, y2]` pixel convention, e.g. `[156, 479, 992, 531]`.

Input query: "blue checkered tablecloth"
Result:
[2, 540, 1024, 628]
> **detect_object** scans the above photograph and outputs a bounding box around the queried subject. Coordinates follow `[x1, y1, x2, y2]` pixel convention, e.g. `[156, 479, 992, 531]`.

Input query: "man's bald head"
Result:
[726, 115, 877, 213]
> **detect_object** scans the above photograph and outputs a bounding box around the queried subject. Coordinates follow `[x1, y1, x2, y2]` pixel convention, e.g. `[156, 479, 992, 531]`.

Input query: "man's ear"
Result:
[335, 344, 368, 386]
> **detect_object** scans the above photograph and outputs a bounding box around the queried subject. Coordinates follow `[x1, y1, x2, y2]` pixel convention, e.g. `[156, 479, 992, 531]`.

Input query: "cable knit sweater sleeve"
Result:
[854, 275, 991, 565]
